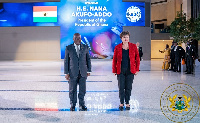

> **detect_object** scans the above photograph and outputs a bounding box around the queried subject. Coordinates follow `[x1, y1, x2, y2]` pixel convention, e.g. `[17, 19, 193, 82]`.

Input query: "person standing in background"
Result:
[185, 40, 198, 74]
[159, 44, 171, 70]
[170, 41, 175, 71]
[173, 42, 185, 72]
[136, 42, 143, 61]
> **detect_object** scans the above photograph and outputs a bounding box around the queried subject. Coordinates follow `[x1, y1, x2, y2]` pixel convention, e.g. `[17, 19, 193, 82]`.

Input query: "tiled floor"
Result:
[0, 59, 199, 123]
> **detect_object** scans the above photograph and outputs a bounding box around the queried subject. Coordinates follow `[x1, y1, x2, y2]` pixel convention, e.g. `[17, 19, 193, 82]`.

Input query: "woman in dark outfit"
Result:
[112, 31, 140, 111]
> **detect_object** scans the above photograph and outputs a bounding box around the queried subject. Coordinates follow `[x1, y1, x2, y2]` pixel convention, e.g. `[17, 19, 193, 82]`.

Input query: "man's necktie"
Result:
[77, 45, 80, 57]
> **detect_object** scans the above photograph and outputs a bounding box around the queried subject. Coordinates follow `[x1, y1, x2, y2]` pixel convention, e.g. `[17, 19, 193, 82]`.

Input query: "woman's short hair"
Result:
[74, 33, 80, 36]
[120, 31, 130, 39]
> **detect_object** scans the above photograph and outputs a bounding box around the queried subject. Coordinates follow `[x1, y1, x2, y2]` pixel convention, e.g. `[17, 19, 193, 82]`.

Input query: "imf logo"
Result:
[126, 6, 141, 22]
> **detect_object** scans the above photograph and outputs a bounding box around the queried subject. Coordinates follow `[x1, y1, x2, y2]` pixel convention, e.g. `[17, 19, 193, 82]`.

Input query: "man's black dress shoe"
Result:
[79, 105, 87, 111]
[70, 106, 75, 111]
[186, 72, 191, 74]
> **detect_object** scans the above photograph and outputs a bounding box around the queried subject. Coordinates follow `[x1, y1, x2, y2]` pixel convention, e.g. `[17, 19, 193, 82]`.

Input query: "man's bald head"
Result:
[73, 33, 81, 45]
[136, 42, 140, 47]
[74, 33, 80, 37]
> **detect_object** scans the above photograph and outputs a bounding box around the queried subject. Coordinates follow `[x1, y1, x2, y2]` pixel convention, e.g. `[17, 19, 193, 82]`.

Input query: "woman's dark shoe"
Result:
[119, 105, 124, 111]
[70, 106, 75, 111]
[126, 105, 130, 110]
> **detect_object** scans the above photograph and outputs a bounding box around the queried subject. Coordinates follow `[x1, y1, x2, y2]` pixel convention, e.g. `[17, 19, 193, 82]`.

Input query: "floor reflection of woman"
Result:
[159, 44, 171, 70]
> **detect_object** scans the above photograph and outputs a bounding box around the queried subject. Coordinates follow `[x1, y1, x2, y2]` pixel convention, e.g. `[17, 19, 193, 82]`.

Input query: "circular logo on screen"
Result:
[126, 6, 141, 22]
[160, 83, 200, 122]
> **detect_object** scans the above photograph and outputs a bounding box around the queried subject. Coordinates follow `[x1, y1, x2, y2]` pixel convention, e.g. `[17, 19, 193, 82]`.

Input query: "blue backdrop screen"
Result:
[0, 0, 145, 59]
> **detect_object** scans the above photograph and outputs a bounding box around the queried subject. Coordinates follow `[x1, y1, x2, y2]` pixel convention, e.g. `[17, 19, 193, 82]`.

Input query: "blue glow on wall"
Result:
[0, 0, 145, 59]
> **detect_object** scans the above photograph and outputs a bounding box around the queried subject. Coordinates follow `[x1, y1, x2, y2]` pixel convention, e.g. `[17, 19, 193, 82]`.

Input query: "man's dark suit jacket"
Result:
[186, 45, 198, 59]
[174, 46, 185, 60]
[170, 46, 175, 60]
[64, 43, 92, 78]
[138, 47, 143, 58]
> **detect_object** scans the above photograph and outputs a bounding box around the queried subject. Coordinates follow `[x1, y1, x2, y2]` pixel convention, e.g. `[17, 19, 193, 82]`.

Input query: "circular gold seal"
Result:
[160, 83, 200, 122]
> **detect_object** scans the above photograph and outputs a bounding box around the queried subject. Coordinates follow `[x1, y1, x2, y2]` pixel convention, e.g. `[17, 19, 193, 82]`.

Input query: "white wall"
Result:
[0, 27, 60, 60]
[151, 0, 183, 26]
[151, 40, 173, 59]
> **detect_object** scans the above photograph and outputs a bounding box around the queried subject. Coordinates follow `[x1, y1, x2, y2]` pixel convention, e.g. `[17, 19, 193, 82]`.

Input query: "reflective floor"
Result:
[0, 60, 200, 123]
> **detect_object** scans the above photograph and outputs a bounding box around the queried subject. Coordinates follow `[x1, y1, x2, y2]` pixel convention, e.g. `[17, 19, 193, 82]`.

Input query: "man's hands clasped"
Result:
[65, 73, 91, 80]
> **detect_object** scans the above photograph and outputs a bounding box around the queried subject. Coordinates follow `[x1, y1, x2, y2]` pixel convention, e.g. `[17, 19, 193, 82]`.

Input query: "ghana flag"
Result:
[33, 6, 57, 22]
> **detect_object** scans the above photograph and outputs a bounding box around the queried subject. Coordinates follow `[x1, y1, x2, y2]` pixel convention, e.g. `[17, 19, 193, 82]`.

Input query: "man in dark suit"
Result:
[185, 40, 198, 74]
[173, 42, 185, 72]
[64, 33, 92, 111]
[136, 42, 143, 61]
[170, 41, 175, 71]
